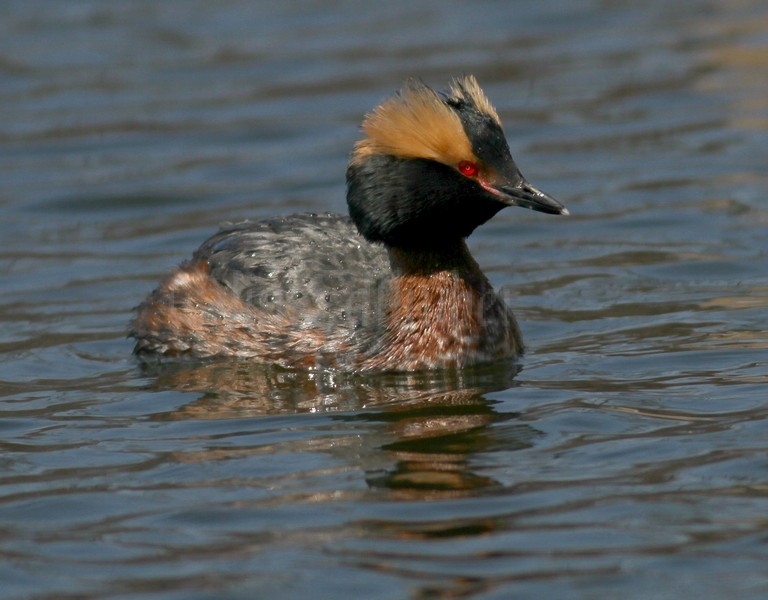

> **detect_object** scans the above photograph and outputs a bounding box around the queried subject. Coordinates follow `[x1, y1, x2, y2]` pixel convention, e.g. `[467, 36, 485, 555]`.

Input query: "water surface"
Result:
[1, 1, 768, 598]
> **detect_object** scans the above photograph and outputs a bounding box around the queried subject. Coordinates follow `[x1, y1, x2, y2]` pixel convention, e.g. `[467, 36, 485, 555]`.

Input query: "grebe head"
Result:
[346, 75, 567, 249]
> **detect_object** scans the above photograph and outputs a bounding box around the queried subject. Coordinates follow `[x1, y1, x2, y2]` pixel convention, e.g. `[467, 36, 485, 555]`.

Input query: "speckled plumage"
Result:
[130, 75, 567, 372]
[131, 213, 521, 371]
[197, 213, 390, 338]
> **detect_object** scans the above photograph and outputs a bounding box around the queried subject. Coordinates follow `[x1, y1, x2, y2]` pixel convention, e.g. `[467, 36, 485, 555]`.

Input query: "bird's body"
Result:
[130, 76, 567, 372]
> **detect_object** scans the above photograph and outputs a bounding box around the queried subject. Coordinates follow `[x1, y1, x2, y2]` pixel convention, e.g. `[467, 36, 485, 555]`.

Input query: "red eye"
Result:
[458, 160, 478, 177]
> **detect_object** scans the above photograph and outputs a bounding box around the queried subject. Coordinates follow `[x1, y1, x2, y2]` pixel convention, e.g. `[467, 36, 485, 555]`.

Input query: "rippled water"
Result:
[2, 1, 768, 598]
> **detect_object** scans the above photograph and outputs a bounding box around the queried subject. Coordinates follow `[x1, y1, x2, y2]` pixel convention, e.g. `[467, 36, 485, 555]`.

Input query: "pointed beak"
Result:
[484, 177, 569, 216]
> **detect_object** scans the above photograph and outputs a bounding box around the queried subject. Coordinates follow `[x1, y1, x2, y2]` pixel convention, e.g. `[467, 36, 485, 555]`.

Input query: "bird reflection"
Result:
[360, 396, 536, 498]
[140, 358, 539, 497]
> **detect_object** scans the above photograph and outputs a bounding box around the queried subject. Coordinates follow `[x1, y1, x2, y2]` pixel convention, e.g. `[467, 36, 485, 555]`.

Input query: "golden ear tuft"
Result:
[446, 75, 501, 126]
[353, 78, 475, 166]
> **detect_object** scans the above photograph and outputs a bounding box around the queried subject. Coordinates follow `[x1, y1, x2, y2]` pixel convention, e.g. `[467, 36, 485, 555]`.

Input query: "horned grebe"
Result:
[130, 76, 567, 372]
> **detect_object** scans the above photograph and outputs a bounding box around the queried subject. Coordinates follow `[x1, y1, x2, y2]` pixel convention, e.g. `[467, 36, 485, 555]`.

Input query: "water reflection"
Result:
[143, 359, 539, 496]
[142, 358, 520, 414]
[352, 386, 538, 497]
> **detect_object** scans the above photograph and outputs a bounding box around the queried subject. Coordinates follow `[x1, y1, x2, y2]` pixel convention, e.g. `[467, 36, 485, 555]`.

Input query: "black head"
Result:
[347, 75, 567, 249]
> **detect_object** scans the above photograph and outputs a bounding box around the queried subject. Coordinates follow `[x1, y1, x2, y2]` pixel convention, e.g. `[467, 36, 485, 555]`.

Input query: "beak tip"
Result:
[492, 178, 569, 217]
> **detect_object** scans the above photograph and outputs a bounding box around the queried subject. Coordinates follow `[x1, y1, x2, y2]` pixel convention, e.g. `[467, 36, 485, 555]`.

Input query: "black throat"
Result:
[346, 154, 505, 250]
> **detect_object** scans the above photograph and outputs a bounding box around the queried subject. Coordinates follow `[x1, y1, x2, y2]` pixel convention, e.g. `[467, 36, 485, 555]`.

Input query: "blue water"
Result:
[1, 1, 768, 598]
